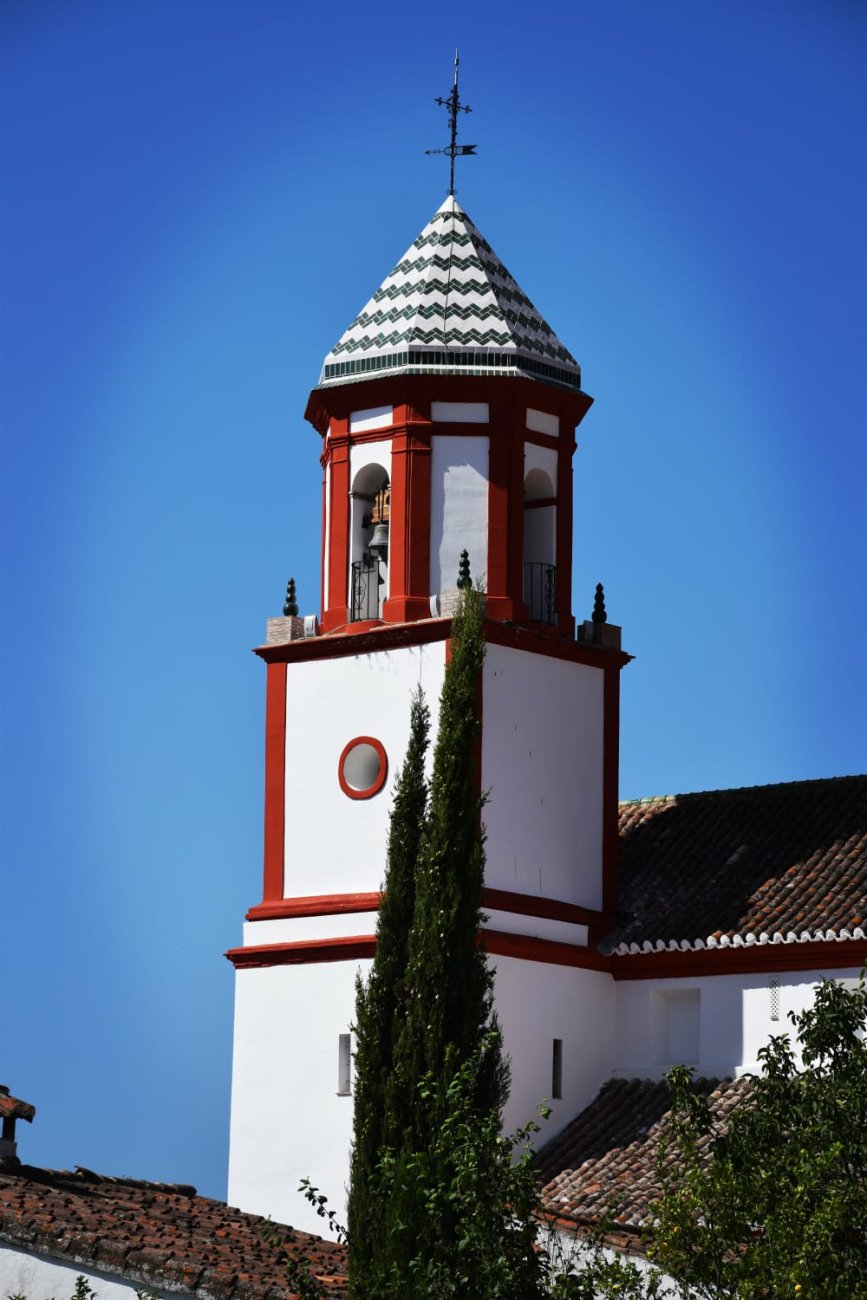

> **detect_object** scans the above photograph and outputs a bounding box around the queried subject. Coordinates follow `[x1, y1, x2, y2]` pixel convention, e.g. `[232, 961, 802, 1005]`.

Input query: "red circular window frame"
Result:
[338, 736, 388, 800]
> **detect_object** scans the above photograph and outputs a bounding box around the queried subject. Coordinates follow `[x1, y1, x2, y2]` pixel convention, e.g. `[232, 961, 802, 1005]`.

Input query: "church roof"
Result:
[536, 1075, 751, 1251]
[0, 1165, 348, 1298]
[613, 774, 867, 955]
[318, 196, 583, 393]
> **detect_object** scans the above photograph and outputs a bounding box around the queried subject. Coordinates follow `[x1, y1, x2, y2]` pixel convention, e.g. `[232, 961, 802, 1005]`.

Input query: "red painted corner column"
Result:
[322, 422, 350, 633]
[383, 403, 432, 623]
[263, 661, 287, 904]
[556, 432, 576, 637]
[486, 399, 514, 621]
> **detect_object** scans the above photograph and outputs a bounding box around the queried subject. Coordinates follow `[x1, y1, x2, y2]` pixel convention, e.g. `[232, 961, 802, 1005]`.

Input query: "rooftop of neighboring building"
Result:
[0, 1163, 348, 1300]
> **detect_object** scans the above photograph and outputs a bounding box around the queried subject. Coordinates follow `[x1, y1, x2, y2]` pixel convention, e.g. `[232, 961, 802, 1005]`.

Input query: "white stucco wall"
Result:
[0, 1246, 173, 1300]
[282, 641, 446, 898]
[495, 958, 615, 1145]
[482, 644, 605, 908]
[429, 434, 489, 594]
[349, 405, 392, 433]
[614, 964, 865, 1079]
[524, 440, 558, 485]
[228, 957, 371, 1236]
[526, 407, 560, 437]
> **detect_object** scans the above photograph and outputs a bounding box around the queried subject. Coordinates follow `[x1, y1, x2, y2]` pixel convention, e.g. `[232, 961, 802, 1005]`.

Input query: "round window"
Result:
[338, 736, 388, 800]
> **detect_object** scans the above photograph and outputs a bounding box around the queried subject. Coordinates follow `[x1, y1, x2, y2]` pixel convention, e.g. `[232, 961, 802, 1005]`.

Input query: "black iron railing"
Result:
[350, 558, 384, 621]
[524, 562, 557, 626]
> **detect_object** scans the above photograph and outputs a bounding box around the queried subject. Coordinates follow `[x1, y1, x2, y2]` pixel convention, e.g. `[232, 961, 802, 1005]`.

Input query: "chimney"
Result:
[0, 1086, 36, 1167]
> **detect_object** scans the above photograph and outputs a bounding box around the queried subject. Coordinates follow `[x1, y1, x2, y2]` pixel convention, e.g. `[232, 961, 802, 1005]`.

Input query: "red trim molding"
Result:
[246, 891, 381, 922]
[338, 736, 389, 800]
[245, 886, 609, 926]
[483, 619, 632, 670]
[611, 939, 867, 980]
[481, 929, 610, 971]
[227, 935, 377, 969]
[481, 887, 609, 928]
[226, 929, 607, 971]
[262, 662, 287, 903]
[227, 925, 867, 979]
[255, 617, 451, 664]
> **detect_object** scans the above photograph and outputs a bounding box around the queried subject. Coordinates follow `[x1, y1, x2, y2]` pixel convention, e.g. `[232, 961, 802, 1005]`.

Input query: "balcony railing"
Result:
[524, 562, 557, 626]
[350, 558, 385, 622]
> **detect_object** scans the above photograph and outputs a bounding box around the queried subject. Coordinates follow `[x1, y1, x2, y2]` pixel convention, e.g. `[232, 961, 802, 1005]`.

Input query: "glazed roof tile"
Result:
[318, 197, 583, 393]
[0, 1166, 347, 1299]
[537, 1075, 751, 1248]
[613, 775, 867, 953]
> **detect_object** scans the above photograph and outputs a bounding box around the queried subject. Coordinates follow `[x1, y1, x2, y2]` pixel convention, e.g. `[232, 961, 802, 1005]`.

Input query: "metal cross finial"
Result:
[425, 50, 476, 196]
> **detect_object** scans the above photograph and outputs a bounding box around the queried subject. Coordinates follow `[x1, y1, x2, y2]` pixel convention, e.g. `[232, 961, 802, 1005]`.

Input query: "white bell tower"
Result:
[226, 196, 629, 1233]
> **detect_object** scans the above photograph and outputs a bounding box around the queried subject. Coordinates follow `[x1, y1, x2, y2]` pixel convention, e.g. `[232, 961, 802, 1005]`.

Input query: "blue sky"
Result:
[2, 1, 865, 1201]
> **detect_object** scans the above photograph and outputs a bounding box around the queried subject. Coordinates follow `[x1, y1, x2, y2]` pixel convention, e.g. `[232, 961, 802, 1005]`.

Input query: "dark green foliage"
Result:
[348, 590, 518, 1298]
[367, 1038, 549, 1299]
[396, 587, 506, 1126]
[648, 975, 867, 1299]
[347, 688, 430, 1290]
[564, 975, 867, 1299]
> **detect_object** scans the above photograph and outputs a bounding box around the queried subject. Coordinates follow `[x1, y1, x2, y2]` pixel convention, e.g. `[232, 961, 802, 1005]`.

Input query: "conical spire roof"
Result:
[318, 197, 583, 393]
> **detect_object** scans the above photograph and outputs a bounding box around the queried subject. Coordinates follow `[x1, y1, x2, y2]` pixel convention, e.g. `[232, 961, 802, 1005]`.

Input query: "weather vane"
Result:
[425, 50, 477, 196]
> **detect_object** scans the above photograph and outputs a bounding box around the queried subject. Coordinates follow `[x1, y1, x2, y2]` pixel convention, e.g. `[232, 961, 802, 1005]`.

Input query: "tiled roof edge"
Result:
[614, 927, 867, 956]
[619, 772, 867, 808]
[0, 1228, 201, 1297]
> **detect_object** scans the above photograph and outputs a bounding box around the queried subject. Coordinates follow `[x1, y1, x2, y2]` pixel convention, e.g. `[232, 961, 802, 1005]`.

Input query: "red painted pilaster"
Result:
[323, 423, 350, 632]
[556, 432, 576, 636]
[383, 402, 432, 623]
[263, 661, 287, 903]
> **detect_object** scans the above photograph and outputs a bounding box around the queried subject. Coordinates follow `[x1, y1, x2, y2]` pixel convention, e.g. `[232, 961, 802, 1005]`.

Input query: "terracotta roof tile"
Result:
[0, 1166, 347, 1299]
[536, 1076, 751, 1249]
[614, 775, 867, 949]
[0, 1092, 35, 1123]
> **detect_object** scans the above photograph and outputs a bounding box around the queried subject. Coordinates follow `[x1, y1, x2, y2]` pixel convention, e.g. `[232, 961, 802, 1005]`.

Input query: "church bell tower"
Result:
[226, 194, 629, 1233]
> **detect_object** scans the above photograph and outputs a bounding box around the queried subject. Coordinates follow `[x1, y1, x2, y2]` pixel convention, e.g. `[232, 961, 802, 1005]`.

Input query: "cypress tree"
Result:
[385, 588, 510, 1292]
[396, 587, 506, 1127]
[347, 688, 430, 1295]
[347, 590, 546, 1299]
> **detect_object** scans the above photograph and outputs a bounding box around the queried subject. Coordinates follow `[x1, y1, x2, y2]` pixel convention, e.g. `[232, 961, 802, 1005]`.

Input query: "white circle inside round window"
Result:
[338, 737, 388, 799]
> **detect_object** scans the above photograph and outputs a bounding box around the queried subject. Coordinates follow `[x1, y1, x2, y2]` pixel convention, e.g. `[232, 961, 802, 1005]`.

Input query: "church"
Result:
[223, 192, 867, 1238]
[1, 191, 865, 1298]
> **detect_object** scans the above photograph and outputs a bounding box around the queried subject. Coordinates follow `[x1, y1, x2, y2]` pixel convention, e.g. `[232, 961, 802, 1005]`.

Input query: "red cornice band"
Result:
[227, 928, 867, 979]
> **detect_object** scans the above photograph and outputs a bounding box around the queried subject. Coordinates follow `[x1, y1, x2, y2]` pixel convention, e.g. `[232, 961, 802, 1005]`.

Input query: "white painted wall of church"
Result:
[228, 958, 370, 1235]
[0, 1246, 174, 1300]
[494, 958, 615, 1145]
[429, 434, 489, 594]
[281, 642, 446, 898]
[613, 964, 864, 1079]
[523, 439, 558, 484]
[482, 645, 604, 908]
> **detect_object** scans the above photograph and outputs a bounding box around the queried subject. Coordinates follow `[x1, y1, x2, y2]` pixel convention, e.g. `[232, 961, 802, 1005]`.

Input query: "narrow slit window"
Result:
[337, 1033, 352, 1096]
[551, 1038, 563, 1100]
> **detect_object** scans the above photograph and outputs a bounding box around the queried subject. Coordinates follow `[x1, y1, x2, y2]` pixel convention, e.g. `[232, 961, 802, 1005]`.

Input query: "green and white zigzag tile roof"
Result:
[318, 196, 583, 393]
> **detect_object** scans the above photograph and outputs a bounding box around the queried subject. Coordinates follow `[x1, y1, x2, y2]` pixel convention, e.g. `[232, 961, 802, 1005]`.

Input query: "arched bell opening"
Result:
[523, 468, 557, 626]
[349, 462, 390, 621]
